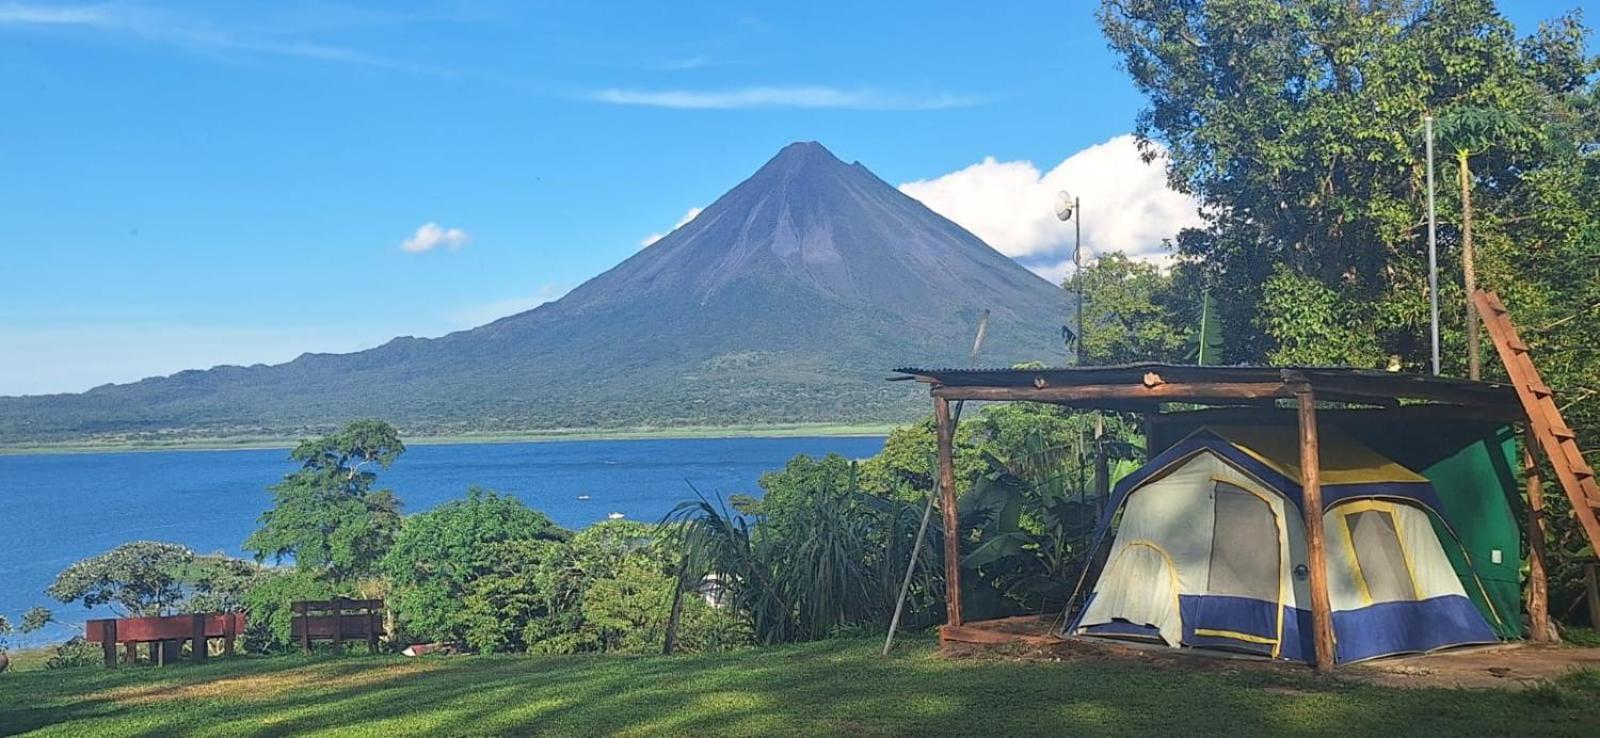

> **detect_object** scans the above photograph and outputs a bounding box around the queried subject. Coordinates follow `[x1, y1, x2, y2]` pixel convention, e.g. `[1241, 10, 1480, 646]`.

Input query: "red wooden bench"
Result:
[291, 598, 385, 654]
[86, 612, 244, 668]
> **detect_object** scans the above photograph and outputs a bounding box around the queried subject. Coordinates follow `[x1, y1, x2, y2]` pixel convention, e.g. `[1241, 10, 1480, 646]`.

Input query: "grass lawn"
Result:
[2, 637, 1597, 737]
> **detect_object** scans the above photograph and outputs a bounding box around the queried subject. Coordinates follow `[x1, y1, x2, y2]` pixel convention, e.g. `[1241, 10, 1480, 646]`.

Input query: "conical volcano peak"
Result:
[755, 140, 854, 180]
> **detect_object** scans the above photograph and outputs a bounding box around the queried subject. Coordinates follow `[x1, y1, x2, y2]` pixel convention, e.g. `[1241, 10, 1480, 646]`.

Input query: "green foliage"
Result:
[1064, 252, 1198, 364]
[19, 607, 53, 634]
[43, 638, 99, 670]
[459, 538, 571, 654]
[1100, 0, 1597, 369]
[245, 420, 406, 584]
[1260, 265, 1385, 367]
[240, 568, 341, 653]
[48, 541, 195, 617]
[0, 615, 9, 654]
[382, 488, 568, 644]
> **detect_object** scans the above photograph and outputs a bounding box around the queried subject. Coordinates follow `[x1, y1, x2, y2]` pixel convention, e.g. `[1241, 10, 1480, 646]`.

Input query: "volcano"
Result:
[0, 142, 1068, 443]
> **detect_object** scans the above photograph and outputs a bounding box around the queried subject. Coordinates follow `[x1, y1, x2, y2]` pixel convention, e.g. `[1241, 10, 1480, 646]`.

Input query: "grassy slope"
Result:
[2, 638, 1597, 737]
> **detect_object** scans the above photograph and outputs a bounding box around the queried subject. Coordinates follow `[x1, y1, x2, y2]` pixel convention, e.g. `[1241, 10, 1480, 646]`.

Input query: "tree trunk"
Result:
[1460, 151, 1480, 380]
[663, 564, 686, 655]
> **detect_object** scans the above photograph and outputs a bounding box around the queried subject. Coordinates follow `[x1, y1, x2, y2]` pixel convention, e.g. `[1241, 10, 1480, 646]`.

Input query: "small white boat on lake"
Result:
[607, 512, 625, 520]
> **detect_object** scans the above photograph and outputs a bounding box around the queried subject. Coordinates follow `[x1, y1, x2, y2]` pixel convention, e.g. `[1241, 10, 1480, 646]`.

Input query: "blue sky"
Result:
[0, 1, 1593, 396]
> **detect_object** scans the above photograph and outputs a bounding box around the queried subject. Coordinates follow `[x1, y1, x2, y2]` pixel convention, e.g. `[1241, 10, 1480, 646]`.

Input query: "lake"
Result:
[0, 435, 886, 646]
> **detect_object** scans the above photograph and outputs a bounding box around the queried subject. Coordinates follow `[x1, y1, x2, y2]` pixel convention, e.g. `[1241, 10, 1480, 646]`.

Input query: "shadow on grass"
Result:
[2, 637, 1598, 737]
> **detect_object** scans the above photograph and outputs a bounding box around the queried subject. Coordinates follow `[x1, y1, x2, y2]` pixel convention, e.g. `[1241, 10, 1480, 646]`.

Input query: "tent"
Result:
[1067, 425, 1501, 664]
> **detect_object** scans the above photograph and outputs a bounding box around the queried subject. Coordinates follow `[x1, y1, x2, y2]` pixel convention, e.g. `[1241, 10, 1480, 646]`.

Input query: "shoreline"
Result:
[0, 422, 900, 457]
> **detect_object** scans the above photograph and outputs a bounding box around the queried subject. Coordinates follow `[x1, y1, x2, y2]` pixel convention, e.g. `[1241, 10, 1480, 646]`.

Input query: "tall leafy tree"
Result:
[245, 419, 406, 583]
[1100, 0, 1593, 370]
[381, 488, 568, 643]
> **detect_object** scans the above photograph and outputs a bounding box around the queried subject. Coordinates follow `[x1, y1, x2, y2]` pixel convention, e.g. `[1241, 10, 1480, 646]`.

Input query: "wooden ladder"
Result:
[1473, 290, 1600, 552]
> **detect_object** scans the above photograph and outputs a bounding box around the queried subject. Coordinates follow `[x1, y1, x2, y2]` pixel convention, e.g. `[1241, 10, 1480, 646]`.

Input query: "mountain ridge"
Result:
[0, 142, 1068, 444]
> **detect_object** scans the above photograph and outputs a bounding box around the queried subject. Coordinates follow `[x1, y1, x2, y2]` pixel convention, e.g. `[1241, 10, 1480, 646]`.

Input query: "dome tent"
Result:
[1067, 425, 1500, 664]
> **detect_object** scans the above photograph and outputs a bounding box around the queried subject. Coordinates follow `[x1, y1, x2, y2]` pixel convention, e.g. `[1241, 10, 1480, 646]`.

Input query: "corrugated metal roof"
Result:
[890, 362, 1519, 409]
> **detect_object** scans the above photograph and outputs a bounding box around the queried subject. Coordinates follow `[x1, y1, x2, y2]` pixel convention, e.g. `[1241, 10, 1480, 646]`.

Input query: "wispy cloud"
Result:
[0, 2, 445, 73]
[401, 222, 471, 254]
[640, 207, 703, 247]
[450, 284, 570, 327]
[586, 86, 984, 111]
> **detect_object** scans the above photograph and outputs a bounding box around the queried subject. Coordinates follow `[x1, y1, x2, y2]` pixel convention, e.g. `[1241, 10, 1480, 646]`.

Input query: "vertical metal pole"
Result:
[1425, 115, 1441, 376]
[1074, 197, 1084, 366]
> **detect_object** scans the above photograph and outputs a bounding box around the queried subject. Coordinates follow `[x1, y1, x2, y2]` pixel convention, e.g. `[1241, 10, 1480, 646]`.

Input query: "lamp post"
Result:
[1055, 191, 1083, 365]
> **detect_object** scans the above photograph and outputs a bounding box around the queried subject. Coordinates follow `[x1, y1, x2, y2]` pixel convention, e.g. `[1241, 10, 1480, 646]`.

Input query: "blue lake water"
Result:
[0, 435, 885, 646]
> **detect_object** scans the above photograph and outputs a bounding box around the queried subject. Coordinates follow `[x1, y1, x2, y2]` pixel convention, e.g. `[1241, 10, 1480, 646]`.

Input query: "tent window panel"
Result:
[1347, 509, 1417, 602]
[1206, 482, 1279, 602]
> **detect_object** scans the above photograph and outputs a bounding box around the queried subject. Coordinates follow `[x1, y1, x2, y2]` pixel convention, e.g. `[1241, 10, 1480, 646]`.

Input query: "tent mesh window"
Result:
[1346, 509, 1418, 602]
[1206, 482, 1279, 602]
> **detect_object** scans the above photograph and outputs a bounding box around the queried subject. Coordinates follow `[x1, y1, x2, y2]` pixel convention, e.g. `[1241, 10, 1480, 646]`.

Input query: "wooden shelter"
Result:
[894, 363, 1548, 672]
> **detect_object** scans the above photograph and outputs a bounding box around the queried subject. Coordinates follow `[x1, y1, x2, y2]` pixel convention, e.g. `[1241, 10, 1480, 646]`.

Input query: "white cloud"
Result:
[587, 86, 982, 111]
[899, 134, 1203, 280]
[640, 207, 703, 247]
[450, 284, 570, 326]
[401, 222, 471, 253]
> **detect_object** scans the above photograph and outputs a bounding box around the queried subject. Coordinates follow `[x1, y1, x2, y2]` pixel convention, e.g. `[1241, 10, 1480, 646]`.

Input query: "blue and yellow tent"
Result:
[1068, 426, 1501, 664]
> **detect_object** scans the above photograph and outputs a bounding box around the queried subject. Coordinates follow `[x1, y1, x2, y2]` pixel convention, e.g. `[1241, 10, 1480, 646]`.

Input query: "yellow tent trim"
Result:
[1193, 628, 1278, 646]
[1202, 425, 1429, 486]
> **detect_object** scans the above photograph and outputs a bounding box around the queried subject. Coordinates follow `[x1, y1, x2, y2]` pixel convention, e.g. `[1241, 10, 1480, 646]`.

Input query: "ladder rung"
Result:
[1552, 425, 1578, 440]
[1508, 337, 1530, 352]
[1528, 382, 1555, 396]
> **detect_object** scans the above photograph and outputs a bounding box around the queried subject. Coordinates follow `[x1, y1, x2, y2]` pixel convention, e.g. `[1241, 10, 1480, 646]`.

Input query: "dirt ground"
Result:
[941, 617, 1600, 690]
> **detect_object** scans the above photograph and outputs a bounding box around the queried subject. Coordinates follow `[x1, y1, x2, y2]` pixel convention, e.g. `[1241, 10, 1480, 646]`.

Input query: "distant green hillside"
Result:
[0, 143, 1068, 445]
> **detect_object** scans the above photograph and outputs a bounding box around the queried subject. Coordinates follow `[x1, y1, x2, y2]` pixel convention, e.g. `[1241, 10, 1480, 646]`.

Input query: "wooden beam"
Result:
[1524, 427, 1553, 642]
[1296, 386, 1337, 672]
[191, 614, 207, 663]
[934, 396, 962, 628]
[931, 381, 1290, 403]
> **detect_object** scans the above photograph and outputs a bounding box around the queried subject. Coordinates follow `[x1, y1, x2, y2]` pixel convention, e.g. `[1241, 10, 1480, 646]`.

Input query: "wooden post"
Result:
[1296, 386, 1337, 672]
[331, 599, 344, 655]
[1523, 427, 1553, 642]
[368, 606, 381, 654]
[124, 641, 136, 665]
[935, 396, 962, 628]
[99, 620, 118, 669]
[192, 614, 208, 663]
[1586, 563, 1600, 630]
[298, 603, 311, 655]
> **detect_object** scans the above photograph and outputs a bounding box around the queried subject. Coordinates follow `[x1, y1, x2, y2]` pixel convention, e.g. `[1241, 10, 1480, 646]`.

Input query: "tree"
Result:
[245, 419, 406, 583]
[382, 488, 568, 644]
[1099, 0, 1591, 370]
[1063, 252, 1197, 364]
[48, 541, 194, 617]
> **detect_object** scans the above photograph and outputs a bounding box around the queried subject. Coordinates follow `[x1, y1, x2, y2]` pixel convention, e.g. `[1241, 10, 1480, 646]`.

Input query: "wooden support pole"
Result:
[1296, 386, 1337, 672]
[1586, 563, 1600, 630]
[124, 641, 136, 666]
[299, 605, 311, 655]
[368, 608, 380, 654]
[935, 396, 962, 628]
[99, 620, 118, 669]
[223, 614, 236, 657]
[331, 599, 344, 655]
[1523, 427, 1553, 642]
[192, 614, 207, 663]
